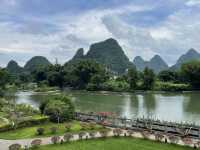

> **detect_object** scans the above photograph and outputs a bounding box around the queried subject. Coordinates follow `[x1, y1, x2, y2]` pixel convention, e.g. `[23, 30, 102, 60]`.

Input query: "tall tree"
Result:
[44, 95, 74, 123]
[142, 67, 155, 90]
[181, 61, 200, 89]
[127, 68, 138, 90]
[0, 68, 9, 89]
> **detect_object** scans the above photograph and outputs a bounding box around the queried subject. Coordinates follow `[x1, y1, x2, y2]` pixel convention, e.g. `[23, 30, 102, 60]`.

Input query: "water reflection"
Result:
[14, 90, 200, 124]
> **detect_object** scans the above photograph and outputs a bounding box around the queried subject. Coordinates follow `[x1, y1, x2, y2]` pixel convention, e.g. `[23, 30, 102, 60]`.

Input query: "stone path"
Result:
[0, 132, 106, 150]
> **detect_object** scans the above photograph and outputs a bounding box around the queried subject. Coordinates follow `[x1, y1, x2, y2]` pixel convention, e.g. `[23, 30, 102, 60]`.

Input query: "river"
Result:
[14, 90, 200, 124]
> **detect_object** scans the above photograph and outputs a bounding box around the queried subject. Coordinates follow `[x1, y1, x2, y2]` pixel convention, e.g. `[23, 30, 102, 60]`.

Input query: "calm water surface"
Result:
[14, 90, 200, 124]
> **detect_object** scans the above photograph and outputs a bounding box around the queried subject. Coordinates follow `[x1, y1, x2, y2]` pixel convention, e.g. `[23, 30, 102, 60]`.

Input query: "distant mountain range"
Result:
[6, 56, 51, 75]
[5, 38, 200, 75]
[133, 49, 200, 73]
[133, 55, 168, 73]
[170, 49, 200, 70]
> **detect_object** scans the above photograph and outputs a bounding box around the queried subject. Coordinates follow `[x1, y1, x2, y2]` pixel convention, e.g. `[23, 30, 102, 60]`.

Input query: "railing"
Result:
[74, 112, 200, 139]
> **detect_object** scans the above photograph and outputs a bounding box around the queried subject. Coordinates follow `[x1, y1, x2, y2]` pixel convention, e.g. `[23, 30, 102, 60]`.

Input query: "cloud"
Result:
[0, 0, 199, 67]
[186, 0, 200, 6]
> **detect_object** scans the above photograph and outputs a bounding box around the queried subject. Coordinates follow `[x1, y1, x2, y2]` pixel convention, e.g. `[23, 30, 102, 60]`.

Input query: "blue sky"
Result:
[0, 0, 200, 66]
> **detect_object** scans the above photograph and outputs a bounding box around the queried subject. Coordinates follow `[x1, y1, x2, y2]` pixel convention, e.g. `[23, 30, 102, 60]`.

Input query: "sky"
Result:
[0, 0, 200, 67]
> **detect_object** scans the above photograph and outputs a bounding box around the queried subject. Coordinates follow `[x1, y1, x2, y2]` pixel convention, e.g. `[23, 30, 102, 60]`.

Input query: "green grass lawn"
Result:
[0, 121, 103, 140]
[35, 138, 194, 150]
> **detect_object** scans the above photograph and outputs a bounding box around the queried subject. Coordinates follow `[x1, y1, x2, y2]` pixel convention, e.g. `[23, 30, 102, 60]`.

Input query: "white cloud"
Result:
[186, 0, 200, 6]
[0, 1, 200, 67]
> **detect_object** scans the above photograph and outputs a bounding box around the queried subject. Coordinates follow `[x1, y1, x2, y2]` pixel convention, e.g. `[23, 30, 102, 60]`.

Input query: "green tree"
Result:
[47, 64, 64, 88]
[158, 70, 179, 82]
[44, 95, 74, 123]
[127, 68, 138, 90]
[0, 68, 9, 88]
[142, 67, 155, 90]
[33, 67, 47, 83]
[65, 60, 109, 89]
[181, 61, 200, 89]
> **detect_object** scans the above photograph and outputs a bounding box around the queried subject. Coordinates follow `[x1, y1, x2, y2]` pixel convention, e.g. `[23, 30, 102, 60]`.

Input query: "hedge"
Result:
[0, 115, 49, 132]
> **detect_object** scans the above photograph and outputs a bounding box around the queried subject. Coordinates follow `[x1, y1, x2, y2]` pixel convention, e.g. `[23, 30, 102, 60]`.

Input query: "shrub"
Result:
[155, 82, 190, 91]
[89, 122, 96, 130]
[37, 128, 45, 135]
[89, 131, 96, 138]
[65, 124, 72, 132]
[31, 139, 42, 148]
[80, 122, 88, 130]
[9, 144, 21, 150]
[0, 116, 49, 132]
[44, 95, 74, 123]
[64, 133, 73, 142]
[113, 128, 123, 137]
[51, 136, 60, 144]
[78, 132, 86, 140]
[50, 127, 58, 134]
[99, 130, 108, 138]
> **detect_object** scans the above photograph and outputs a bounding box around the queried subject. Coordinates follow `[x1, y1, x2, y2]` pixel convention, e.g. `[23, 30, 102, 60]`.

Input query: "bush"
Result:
[9, 144, 21, 150]
[102, 80, 130, 92]
[78, 132, 86, 139]
[31, 139, 42, 148]
[37, 128, 45, 135]
[65, 124, 72, 132]
[50, 127, 58, 134]
[44, 95, 74, 123]
[80, 122, 89, 130]
[155, 82, 190, 91]
[51, 136, 60, 144]
[64, 133, 73, 142]
[0, 115, 49, 132]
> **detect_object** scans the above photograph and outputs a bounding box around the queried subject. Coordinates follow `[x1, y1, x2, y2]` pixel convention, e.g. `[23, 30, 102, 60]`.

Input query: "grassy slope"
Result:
[0, 121, 102, 140]
[36, 138, 193, 150]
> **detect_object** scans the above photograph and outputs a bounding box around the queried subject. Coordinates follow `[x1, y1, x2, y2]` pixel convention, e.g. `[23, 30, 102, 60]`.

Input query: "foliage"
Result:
[51, 136, 60, 144]
[181, 61, 200, 89]
[141, 67, 155, 90]
[64, 133, 73, 142]
[127, 68, 138, 90]
[155, 82, 191, 91]
[0, 68, 9, 89]
[0, 115, 49, 132]
[50, 127, 58, 134]
[44, 95, 75, 123]
[47, 64, 64, 87]
[37, 128, 45, 135]
[102, 79, 130, 92]
[66, 60, 110, 89]
[78, 131, 86, 139]
[158, 70, 179, 82]
[8, 144, 21, 150]
[113, 128, 123, 137]
[31, 139, 42, 148]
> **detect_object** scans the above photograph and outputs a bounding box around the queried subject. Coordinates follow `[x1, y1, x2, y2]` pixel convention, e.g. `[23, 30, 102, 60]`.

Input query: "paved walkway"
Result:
[0, 131, 109, 150]
[0, 137, 52, 150]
